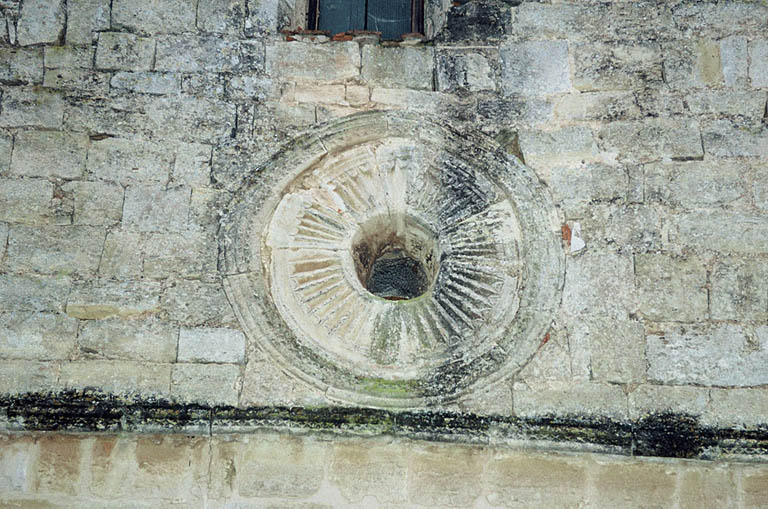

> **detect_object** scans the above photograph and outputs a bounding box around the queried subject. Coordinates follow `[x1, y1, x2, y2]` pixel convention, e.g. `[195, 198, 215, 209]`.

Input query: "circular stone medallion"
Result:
[219, 112, 564, 408]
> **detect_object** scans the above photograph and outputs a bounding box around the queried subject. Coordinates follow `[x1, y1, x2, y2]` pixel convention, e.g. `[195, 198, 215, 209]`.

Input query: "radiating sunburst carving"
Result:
[219, 112, 564, 408]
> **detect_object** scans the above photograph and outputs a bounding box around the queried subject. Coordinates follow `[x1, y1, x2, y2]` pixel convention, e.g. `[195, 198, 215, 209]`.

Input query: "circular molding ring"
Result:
[219, 111, 564, 408]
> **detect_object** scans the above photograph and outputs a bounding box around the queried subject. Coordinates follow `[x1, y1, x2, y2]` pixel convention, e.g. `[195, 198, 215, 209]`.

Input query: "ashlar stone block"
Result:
[87, 136, 174, 184]
[501, 40, 571, 97]
[407, 445, 485, 506]
[362, 46, 434, 91]
[635, 253, 707, 322]
[645, 159, 746, 209]
[675, 210, 768, 254]
[663, 39, 724, 89]
[110, 72, 180, 95]
[685, 90, 766, 118]
[702, 119, 768, 158]
[112, 0, 196, 34]
[142, 232, 216, 279]
[95, 32, 154, 71]
[197, 0, 245, 35]
[266, 41, 360, 82]
[16, 0, 65, 46]
[513, 381, 628, 420]
[546, 163, 628, 217]
[749, 39, 768, 88]
[123, 184, 191, 232]
[0, 131, 11, 172]
[62, 181, 124, 226]
[436, 50, 497, 92]
[518, 126, 599, 170]
[10, 131, 88, 179]
[6, 226, 106, 276]
[647, 324, 768, 387]
[0, 87, 64, 128]
[156, 36, 262, 73]
[78, 318, 177, 362]
[161, 279, 238, 327]
[0, 360, 59, 395]
[573, 42, 662, 91]
[239, 358, 327, 408]
[99, 231, 143, 279]
[553, 91, 639, 122]
[0, 178, 54, 225]
[591, 461, 676, 508]
[628, 384, 709, 420]
[0, 311, 77, 360]
[711, 257, 768, 321]
[720, 36, 748, 88]
[598, 118, 703, 163]
[43, 67, 111, 95]
[0, 274, 71, 313]
[66, 0, 110, 44]
[66, 280, 163, 320]
[562, 252, 635, 318]
[178, 327, 245, 364]
[0, 48, 44, 84]
[704, 387, 768, 427]
[585, 317, 646, 384]
[59, 360, 172, 397]
[170, 363, 240, 406]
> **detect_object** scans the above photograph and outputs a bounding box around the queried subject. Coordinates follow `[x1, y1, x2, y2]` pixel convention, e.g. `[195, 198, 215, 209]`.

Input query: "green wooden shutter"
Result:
[367, 0, 412, 40]
[318, 0, 366, 35]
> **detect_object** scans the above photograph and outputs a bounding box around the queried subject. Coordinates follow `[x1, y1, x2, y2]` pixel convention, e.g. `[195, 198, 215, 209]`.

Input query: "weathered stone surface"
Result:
[0, 48, 44, 84]
[750, 39, 768, 88]
[0, 360, 58, 395]
[44, 46, 93, 70]
[0, 178, 53, 225]
[702, 120, 768, 158]
[518, 127, 599, 170]
[156, 36, 263, 73]
[547, 164, 628, 217]
[86, 136, 173, 184]
[647, 324, 768, 387]
[0, 131, 11, 172]
[10, 131, 87, 179]
[743, 467, 768, 509]
[573, 42, 662, 92]
[501, 40, 571, 97]
[112, 0, 195, 34]
[562, 252, 635, 318]
[752, 164, 768, 212]
[362, 46, 434, 91]
[436, 50, 497, 92]
[485, 452, 588, 507]
[692, 90, 766, 118]
[646, 159, 746, 209]
[162, 279, 238, 327]
[663, 40, 723, 89]
[674, 210, 768, 254]
[711, 257, 768, 322]
[704, 388, 768, 427]
[244, 0, 278, 35]
[178, 327, 245, 364]
[287, 84, 346, 104]
[197, 0, 245, 35]
[171, 363, 240, 406]
[240, 358, 327, 407]
[61, 181, 123, 226]
[628, 384, 709, 420]
[66, 0, 110, 44]
[122, 184, 191, 233]
[98, 231, 143, 279]
[0, 435, 34, 492]
[581, 317, 646, 384]
[0, 312, 77, 360]
[672, 2, 768, 37]
[6, 226, 105, 276]
[266, 41, 360, 81]
[408, 444, 485, 506]
[580, 204, 661, 254]
[16, 0, 65, 46]
[95, 32, 155, 71]
[592, 460, 677, 508]
[172, 142, 212, 187]
[142, 232, 216, 279]
[477, 95, 554, 126]
[636, 253, 708, 322]
[437, 0, 509, 42]
[719, 36, 749, 88]
[514, 381, 628, 420]
[44, 67, 111, 95]
[0, 274, 71, 313]
[598, 119, 703, 163]
[554, 91, 639, 122]
[66, 280, 163, 320]
[110, 72, 180, 95]
[328, 440, 408, 504]
[0, 87, 64, 128]
[77, 318, 178, 362]
[59, 360, 172, 396]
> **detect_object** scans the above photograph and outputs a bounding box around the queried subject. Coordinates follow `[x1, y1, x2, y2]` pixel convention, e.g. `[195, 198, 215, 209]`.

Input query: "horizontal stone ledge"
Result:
[1, 390, 766, 462]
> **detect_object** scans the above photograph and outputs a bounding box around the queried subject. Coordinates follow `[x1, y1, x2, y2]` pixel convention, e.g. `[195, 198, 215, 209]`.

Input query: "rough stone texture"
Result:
[110, 72, 180, 95]
[647, 324, 768, 387]
[0, 274, 71, 313]
[95, 33, 155, 72]
[10, 131, 88, 179]
[362, 46, 434, 91]
[598, 119, 704, 163]
[635, 254, 708, 322]
[0, 179, 54, 225]
[112, 0, 196, 34]
[436, 50, 497, 92]
[266, 42, 360, 81]
[171, 363, 240, 406]
[711, 257, 768, 322]
[66, 0, 111, 44]
[177, 327, 245, 364]
[122, 185, 191, 233]
[86, 136, 174, 184]
[0, 312, 77, 360]
[573, 42, 662, 91]
[16, 0, 65, 46]
[66, 280, 163, 320]
[675, 210, 768, 254]
[562, 252, 635, 319]
[501, 40, 571, 97]
[77, 318, 178, 362]
[749, 39, 768, 88]
[0, 48, 44, 84]
[59, 360, 172, 396]
[0, 88, 64, 128]
[513, 381, 628, 420]
[5, 226, 106, 276]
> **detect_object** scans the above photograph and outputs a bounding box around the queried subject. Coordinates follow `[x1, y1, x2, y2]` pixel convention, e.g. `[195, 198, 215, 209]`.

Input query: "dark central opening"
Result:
[352, 214, 439, 301]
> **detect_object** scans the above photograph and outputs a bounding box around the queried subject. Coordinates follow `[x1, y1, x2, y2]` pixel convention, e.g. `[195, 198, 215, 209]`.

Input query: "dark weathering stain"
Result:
[2, 391, 767, 461]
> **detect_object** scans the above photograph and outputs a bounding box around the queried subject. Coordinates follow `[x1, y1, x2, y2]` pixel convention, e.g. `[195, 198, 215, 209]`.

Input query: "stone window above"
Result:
[308, 0, 424, 39]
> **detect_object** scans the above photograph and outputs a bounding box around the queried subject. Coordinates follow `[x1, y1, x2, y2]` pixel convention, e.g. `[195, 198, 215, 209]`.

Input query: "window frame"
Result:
[307, 0, 425, 39]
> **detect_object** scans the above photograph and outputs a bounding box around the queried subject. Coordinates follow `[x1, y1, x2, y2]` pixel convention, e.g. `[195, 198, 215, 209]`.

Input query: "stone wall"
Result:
[1, 431, 767, 507]
[0, 0, 767, 502]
